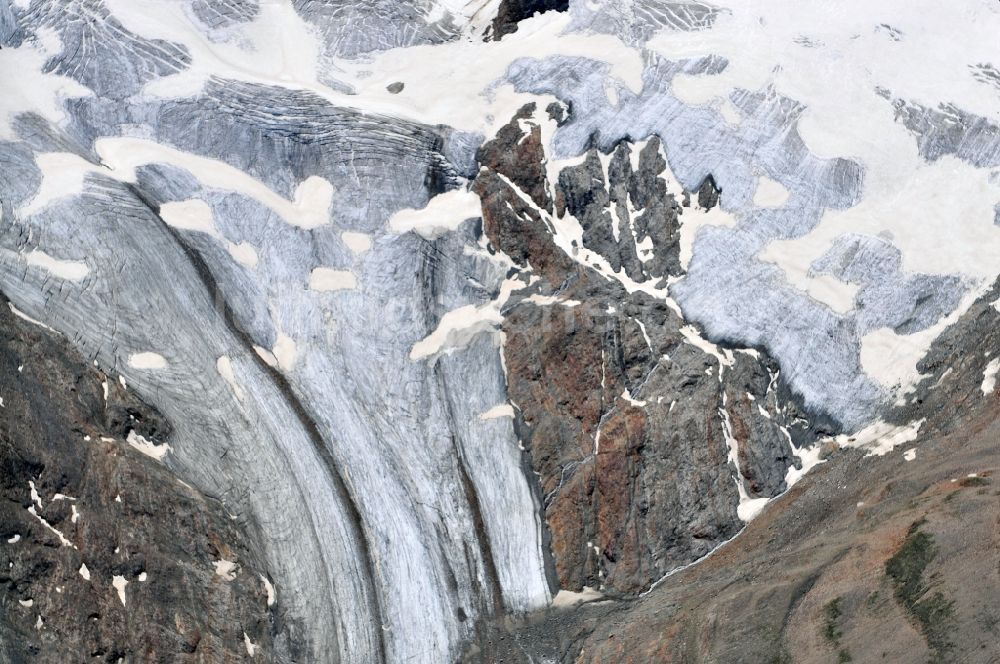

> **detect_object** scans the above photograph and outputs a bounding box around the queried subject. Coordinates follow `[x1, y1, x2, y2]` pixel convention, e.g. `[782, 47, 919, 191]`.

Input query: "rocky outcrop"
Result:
[0, 298, 273, 663]
[489, 0, 569, 40]
[485, 276, 1000, 664]
[473, 105, 829, 595]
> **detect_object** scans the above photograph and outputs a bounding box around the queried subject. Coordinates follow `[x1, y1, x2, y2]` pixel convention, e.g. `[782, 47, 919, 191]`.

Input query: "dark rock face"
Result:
[556, 139, 683, 282]
[473, 105, 824, 594]
[0, 299, 273, 662]
[489, 0, 569, 40]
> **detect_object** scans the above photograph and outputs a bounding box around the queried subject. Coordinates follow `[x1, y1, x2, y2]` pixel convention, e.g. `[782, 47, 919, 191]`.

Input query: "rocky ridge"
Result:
[0, 298, 273, 663]
[473, 104, 833, 596]
[479, 275, 1000, 664]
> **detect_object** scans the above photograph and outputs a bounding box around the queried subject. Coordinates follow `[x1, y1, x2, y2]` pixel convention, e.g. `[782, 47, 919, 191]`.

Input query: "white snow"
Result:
[834, 417, 925, 457]
[244, 632, 257, 657]
[903, 448, 917, 461]
[217, 355, 247, 401]
[214, 559, 238, 581]
[620, 389, 646, 407]
[308, 268, 357, 292]
[411, 303, 502, 360]
[0, 28, 89, 140]
[253, 345, 280, 368]
[860, 294, 977, 393]
[228, 242, 260, 268]
[27, 504, 75, 548]
[28, 481, 42, 509]
[25, 250, 89, 281]
[718, 98, 741, 125]
[342, 232, 372, 255]
[127, 430, 171, 461]
[261, 575, 276, 607]
[128, 352, 168, 370]
[7, 534, 20, 543]
[981, 358, 1000, 395]
[159, 199, 218, 235]
[680, 325, 734, 373]
[272, 332, 298, 371]
[479, 404, 515, 420]
[718, 406, 769, 522]
[387, 189, 482, 240]
[112, 575, 128, 606]
[7, 302, 57, 333]
[783, 437, 826, 487]
[524, 294, 581, 307]
[411, 277, 526, 361]
[79, 564, 90, 580]
[551, 586, 602, 608]
[20, 153, 102, 217]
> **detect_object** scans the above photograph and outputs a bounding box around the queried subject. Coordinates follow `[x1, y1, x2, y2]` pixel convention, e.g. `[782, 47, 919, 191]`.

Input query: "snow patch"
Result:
[388, 189, 482, 240]
[253, 345, 279, 368]
[261, 575, 276, 607]
[411, 277, 526, 360]
[835, 418, 925, 457]
[127, 430, 171, 461]
[479, 404, 515, 420]
[214, 559, 237, 581]
[272, 333, 298, 371]
[217, 355, 247, 401]
[112, 575, 128, 606]
[159, 199, 218, 235]
[308, 268, 357, 292]
[7, 303, 57, 333]
[228, 242, 259, 268]
[128, 352, 167, 370]
[342, 232, 372, 255]
[25, 250, 89, 281]
[982, 358, 999, 395]
[752, 176, 790, 208]
[551, 586, 602, 608]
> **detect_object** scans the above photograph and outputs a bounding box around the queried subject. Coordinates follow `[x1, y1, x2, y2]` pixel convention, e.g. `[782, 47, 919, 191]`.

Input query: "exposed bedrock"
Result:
[490, 0, 570, 40]
[473, 105, 831, 594]
[497, 275, 1000, 664]
[0, 298, 272, 663]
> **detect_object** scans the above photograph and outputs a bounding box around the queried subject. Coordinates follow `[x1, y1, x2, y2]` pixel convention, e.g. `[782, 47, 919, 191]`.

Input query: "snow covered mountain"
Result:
[1, 1, 998, 662]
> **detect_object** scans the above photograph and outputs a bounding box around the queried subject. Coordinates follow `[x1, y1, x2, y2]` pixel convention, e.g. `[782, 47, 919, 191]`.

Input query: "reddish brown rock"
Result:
[473, 105, 817, 595]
